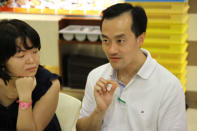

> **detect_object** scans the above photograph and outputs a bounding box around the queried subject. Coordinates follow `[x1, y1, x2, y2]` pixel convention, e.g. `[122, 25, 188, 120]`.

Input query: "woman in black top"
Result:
[0, 19, 61, 131]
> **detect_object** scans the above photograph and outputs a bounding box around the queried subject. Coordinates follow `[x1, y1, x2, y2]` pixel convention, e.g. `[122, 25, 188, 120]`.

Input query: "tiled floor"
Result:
[187, 108, 197, 131]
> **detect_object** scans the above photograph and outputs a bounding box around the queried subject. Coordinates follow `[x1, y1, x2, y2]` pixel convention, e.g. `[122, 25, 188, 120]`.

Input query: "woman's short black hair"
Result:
[0, 19, 41, 84]
[100, 3, 147, 38]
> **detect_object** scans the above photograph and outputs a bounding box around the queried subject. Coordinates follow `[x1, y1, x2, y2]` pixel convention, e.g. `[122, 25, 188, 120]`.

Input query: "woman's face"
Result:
[5, 37, 40, 78]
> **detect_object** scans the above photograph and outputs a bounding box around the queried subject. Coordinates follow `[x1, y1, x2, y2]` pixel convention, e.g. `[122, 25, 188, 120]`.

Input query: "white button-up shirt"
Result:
[79, 49, 187, 131]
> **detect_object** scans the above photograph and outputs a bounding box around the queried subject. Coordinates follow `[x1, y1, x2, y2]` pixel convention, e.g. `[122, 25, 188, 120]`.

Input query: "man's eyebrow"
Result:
[115, 34, 126, 38]
[101, 34, 126, 39]
[101, 34, 108, 38]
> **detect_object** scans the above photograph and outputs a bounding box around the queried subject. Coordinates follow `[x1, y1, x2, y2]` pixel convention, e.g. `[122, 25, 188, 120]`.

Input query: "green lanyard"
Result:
[117, 97, 126, 104]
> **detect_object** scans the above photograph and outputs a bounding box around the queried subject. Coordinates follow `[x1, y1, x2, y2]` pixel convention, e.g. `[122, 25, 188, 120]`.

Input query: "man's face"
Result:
[6, 37, 40, 77]
[101, 12, 144, 71]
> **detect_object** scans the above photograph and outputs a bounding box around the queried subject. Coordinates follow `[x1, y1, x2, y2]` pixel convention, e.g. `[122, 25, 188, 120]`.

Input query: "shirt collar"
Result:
[108, 48, 156, 80]
[137, 48, 157, 79]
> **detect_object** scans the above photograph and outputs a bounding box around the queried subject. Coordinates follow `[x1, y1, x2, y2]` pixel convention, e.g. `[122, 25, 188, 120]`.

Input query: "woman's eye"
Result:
[32, 48, 39, 54]
[14, 52, 25, 58]
[33, 50, 38, 54]
[16, 55, 25, 58]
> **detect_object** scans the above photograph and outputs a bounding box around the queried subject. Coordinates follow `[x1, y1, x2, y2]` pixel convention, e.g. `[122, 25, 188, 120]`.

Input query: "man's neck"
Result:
[117, 52, 147, 85]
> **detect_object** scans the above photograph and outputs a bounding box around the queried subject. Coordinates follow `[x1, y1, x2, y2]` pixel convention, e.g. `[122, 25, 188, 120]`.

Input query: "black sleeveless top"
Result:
[0, 66, 62, 131]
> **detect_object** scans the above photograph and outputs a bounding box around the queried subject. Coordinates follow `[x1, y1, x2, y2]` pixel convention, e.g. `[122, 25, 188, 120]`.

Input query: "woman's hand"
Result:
[15, 77, 36, 101]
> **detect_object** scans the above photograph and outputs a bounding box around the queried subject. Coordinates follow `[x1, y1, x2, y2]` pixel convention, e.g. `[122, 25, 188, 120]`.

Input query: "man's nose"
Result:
[109, 42, 118, 54]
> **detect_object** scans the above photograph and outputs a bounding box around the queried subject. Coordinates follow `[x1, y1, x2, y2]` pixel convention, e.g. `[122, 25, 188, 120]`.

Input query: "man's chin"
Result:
[110, 63, 121, 70]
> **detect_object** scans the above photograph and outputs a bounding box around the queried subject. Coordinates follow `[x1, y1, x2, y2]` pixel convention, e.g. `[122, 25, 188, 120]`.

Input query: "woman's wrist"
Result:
[18, 95, 32, 102]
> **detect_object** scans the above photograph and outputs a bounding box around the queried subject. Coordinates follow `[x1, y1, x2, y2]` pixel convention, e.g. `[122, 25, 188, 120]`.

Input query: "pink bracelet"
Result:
[16, 100, 32, 110]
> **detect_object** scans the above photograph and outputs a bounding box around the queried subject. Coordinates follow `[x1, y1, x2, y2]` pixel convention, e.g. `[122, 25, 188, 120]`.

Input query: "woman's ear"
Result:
[137, 32, 146, 48]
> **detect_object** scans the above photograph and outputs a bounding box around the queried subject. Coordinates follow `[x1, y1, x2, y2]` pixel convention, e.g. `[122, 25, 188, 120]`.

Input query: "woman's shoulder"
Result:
[36, 65, 61, 83]
[32, 66, 61, 102]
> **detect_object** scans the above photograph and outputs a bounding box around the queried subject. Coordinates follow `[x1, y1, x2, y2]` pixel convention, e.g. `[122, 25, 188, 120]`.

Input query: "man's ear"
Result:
[137, 32, 146, 48]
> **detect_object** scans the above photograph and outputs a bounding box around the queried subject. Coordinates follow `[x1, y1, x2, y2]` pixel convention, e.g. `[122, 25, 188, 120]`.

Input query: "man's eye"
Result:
[117, 39, 124, 43]
[102, 39, 109, 43]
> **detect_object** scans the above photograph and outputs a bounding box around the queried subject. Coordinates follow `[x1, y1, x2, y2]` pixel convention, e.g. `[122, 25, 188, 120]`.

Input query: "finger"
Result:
[106, 82, 113, 92]
[97, 81, 107, 92]
[95, 85, 103, 95]
[98, 78, 108, 92]
[99, 77, 108, 85]
[108, 80, 118, 95]
[96, 82, 106, 95]
[105, 80, 115, 91]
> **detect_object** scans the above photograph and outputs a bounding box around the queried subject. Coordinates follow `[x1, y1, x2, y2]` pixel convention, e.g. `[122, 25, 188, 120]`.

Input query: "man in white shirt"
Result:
[76, 3, 187, 131]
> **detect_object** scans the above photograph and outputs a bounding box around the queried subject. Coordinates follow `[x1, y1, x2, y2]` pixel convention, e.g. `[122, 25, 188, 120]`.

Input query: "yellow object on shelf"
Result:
[144, 33, 187, 44]
[147, 13, 189, 24]
[42, 8, 55, 14]
[28, 8, 41, 14]
[158, 60, 188, 73]
[57, 9, 69, 15]
[147, 23, 188, 34]
[143, 43, 188, 53]
[13, 7, 27, 13]
[43, 65, 59, 75]
[85, 10, 101, 16]
[71, 10, 85, 15]
[127, 2, 189, 14]
[172, 68, 186, 80]
[151, 51, 188, 62]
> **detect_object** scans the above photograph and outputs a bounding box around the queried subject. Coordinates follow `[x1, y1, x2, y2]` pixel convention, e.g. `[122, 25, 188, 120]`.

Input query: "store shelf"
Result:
[59, 39, 101, 45]
[58, 17, 102, 87]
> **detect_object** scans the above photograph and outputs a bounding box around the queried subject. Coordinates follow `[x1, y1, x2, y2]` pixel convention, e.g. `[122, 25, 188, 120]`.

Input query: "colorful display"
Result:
[0, 0, 123, 15]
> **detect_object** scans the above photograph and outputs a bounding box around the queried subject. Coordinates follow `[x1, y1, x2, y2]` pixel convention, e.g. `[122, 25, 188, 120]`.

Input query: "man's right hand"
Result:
[94, 77, 118, 112]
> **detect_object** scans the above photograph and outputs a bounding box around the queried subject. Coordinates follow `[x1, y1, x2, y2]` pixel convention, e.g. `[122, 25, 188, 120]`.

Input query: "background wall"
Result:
[185, 0, 197, 108]
[186, 0, 197, 90]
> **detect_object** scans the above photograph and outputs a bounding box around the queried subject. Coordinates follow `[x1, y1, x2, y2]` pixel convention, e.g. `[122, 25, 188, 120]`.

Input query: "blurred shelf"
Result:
[59, 39, 101, 45]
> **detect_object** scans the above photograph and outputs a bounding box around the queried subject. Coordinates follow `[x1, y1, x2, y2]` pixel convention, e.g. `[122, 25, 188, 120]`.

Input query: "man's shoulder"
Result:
[89, 63, 111, 75]
[86, 63, 112, 80]
[154, 62, 182, 87]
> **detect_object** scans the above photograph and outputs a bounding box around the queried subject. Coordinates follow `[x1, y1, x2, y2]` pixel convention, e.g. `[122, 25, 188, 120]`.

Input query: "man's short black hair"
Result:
[100, 3, 147, 38]
[0, 19, 41, 84]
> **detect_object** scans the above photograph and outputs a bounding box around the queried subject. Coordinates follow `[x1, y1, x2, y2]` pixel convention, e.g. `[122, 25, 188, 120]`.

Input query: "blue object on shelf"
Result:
[125, 0, 187, 1]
